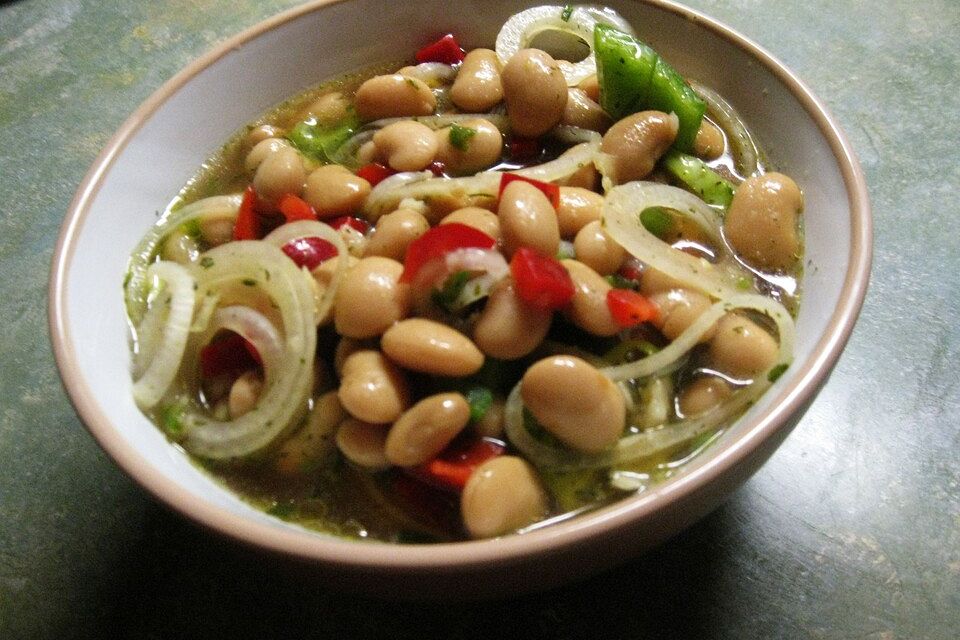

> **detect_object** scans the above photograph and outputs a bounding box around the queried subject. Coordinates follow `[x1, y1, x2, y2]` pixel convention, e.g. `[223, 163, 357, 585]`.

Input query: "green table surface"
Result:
[2, 0, 958, 637]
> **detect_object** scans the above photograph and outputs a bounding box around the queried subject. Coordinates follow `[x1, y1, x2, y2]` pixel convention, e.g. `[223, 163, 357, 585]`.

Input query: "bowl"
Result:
[49, 0, 871, 597]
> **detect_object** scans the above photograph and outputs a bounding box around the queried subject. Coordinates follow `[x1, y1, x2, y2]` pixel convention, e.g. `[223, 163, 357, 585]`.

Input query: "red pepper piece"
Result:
[509, 247, 575, 311]
[411, 436, 506, 492]
[606, 288, 659, 328]
[232, 186, 261, 241]
[617, 256, 645, 283]
[355, 162, 395, 187]
[499, 173, 560, 209]
[326, 215, 370, 235]
[277, 193, 318, 223]
[400, 222, 496, 283]
[414, 33, 465, 65]
[427, 160, 446, 177]
[199, 332, 261, 379]
[508, 136, 541, 161]
[281, 236, 338, 270]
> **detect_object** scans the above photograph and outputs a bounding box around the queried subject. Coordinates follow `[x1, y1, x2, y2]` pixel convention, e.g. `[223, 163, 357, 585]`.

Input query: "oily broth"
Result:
[137, 55, 801, 543]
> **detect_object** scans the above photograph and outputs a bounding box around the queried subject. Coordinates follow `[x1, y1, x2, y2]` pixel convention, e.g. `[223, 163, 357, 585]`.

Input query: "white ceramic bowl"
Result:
[49, 0, 870, 597]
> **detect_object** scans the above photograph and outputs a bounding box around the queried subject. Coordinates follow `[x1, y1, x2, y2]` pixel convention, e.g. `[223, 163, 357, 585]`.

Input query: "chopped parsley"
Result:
[449, 123, 477, 151]
[767, 363, 789, 383]
[199, 256, 214, 269]
[431, 270, 471, 310]
[561, 4, 573, 21]
[241, 278, 257, 287]
[465, 387, 494, 423]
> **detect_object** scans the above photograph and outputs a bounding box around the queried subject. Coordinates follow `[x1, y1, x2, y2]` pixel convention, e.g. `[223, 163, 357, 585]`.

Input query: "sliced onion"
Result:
[132, 261, 197, 409]
[495, 5, 634, 86]
[125, 194, 242, 323]
[177, 240, 317, 459]
[400, 62, 458, 87]
[689, 80, 761, 180]
[602, 181, 740, 299]
[410, 248, 509, 311]
[363, 139, 600, 222]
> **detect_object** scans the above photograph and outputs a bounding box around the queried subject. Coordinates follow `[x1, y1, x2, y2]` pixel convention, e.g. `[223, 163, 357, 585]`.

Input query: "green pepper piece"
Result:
[593, 24, 706, 153]
[661, 150, 735, 207]
[594, 24, 657, 120]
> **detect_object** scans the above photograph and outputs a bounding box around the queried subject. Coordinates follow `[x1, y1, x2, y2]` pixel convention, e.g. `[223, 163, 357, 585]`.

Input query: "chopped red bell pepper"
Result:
[326, 215, 370, 235]
[414, 33, 465, 65]
[277, 193, 318, 223]
[508, 137, 541, 161]
[509, 247, 575, 311]
[411, 436, 506, 492]
[498, 173, 560, 209]
[232, 186, 261, 241]
[400, 222, 496, 283]
[427, 160, 446, 177]
[607, 288, 659, 328]
[199, 332, 261, 379]
[281, 236, 338, 270]
[355, 162, 395, 187]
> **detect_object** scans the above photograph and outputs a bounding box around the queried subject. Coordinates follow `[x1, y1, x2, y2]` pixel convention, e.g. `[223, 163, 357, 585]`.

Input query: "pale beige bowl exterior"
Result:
[49, 0, 870, 597]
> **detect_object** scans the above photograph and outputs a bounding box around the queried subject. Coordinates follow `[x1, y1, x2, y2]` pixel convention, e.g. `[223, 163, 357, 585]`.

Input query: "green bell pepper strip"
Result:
[593, 24, 706, 152]
[661, 150, 735, 207]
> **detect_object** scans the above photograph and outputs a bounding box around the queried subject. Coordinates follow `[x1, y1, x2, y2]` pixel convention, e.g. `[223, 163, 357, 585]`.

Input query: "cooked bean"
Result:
[338, 349, 410, 424]
[439, 207, 500, 240]
[498, 180, 560, 257]
[561, 259, 620, 336]
[303, 164, 371, 218]
[708, 313, 779, 378]
[573, 220, 625, 275]
[601, 111, 678, 184]
[693, 119, 724, 160]
[333, 336, 370, 378]
[501, 49, 567, 137]
[450, 48, 503, 112]
[461, 456, 548, 539]
[307, 91, 351, 125]
[227, 371, 263, 419]
[473, 279, 552, 359]
[245, 125, 283, 149]
[648, 288, 715, 341]
[521, 355, 625, 453]
[639, 267, 686, 295]
[198, 212, 235, 247]
[357, 140, 378, 165]
[472, 394, 505, 438]
[373, 121, 439, 172]
[364, 208, 429, 261]
[578, 74, 600, 102]
[334, 256, 409, 338]
[555, 186, 602, 238]
[434, 117, 503, 176]
[382, 319, 484, 377]
[354, 74, 436, 121]
[385, 392, 471, 466]
[724, 172, 803, 271]
[335, 418, 391, 469]
[252, 145, 305, 203]
[561, 87, 611, 132]
[558, 161, 599, 191]
[678, 377, 732, 417]
[275, 391, 345, 475]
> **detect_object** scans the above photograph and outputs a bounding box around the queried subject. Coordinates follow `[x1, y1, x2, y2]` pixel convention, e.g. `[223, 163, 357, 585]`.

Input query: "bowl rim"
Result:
[48, 0, 871, 571]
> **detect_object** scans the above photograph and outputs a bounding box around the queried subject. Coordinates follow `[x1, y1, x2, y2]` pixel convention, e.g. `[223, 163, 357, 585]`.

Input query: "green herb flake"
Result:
[431, 270, 471, 310]
[241, 278, 257, 287]
[448, 123, 477, 151]
[465, 387, 494, 423]
[736, 276, 752, 290]
[767, 363, 789, 383]
[561, 4, 573, 21]
[181, 219, 202, 239]
[199, 256, 214, 269]
[605, 273, 640, 291]
[639, 206, 673, 239]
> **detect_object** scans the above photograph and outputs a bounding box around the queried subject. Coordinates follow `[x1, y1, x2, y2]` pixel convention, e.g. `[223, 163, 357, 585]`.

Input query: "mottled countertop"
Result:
[1, 0, 958, 637]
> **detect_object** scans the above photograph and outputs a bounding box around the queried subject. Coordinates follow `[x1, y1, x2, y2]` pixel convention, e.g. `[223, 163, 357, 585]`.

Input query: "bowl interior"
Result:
[52, 0, 868, 572]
